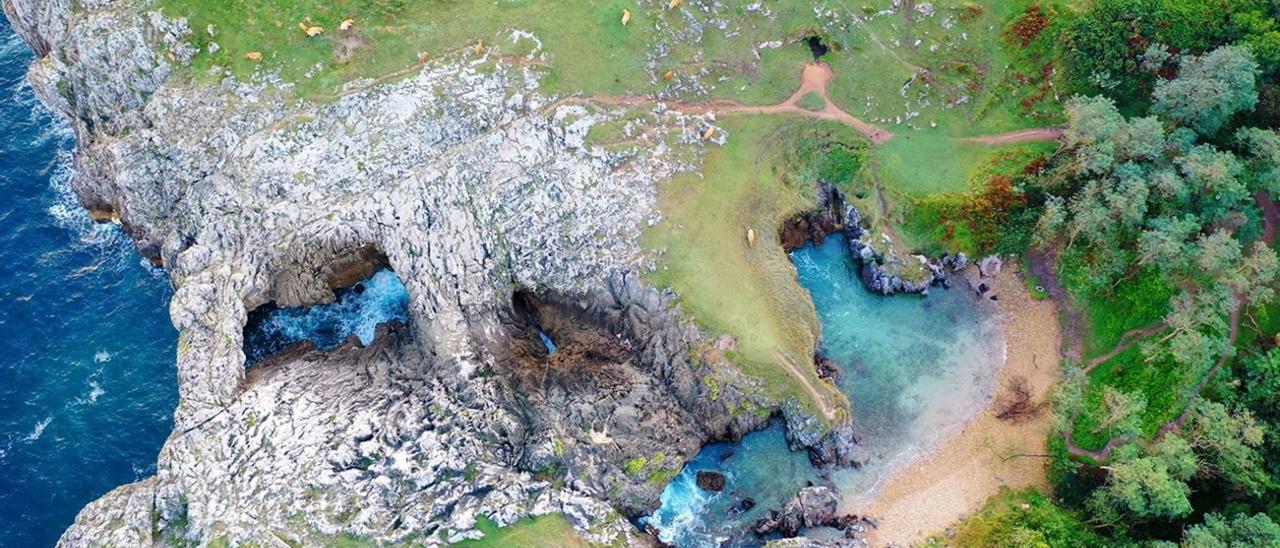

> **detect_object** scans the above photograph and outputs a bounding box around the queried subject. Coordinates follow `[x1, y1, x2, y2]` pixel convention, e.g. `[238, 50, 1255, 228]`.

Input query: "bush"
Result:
[947, 488, 1107, 547]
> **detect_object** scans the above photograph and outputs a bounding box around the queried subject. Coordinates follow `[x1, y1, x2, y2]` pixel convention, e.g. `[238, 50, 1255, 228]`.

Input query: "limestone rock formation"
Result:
[4, 1, 865, 545]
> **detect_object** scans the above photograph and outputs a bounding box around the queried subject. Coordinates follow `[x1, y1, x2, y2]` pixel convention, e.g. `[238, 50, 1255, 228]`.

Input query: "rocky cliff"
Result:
[4, 1, 863, 545]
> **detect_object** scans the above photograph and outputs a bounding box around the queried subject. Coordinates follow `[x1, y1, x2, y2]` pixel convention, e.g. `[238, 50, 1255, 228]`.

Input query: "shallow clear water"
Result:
[648, 234, 1005, 546]
[0, 20, 179, 547]
[242, 269, 410, 364]
[794, 235, 1005, 501]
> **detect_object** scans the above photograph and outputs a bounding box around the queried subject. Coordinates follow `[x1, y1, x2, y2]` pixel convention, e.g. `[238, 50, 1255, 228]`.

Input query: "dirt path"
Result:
[773, 350, 837, 421]
[1083, 322, 1168, 373]
[962, 127, 1065, 145]
[552, 62, 895, 144]
[728, 63, 894, 144]
[852, 265, 1061, 546]
[1258, 190, 1280, 245]
[1025, 247, 1085, 362]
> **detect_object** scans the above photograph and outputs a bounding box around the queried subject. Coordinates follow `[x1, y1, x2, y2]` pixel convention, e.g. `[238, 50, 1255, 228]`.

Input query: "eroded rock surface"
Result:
[5, 1, 862, 545]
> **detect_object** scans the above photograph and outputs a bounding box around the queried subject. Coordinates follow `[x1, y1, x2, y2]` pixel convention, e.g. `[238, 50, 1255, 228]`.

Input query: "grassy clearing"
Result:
[158, 0, 823, 103]
[453, 515, 590, 548]
[824, 0, 1069, 138]
[893, 139, 1056, 256]
[1056, 253, 1174, 360]
[158, 0, 656, 99]
[796, 91, 825, 112]
[875, 136, 1015, 196]
[642, 115, 865, 418]
[880, 137, 1057, 198]
[1069, 344, 1194, 452]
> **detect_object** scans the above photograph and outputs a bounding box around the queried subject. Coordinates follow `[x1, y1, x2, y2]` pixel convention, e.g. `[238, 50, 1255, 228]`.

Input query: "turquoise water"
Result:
[642, 422, 823, 547]
[794, 235, 1005, 501]
[242, 269, 410, 364]
[0, 20, 179, 546]
[648, 234, 1005, 546]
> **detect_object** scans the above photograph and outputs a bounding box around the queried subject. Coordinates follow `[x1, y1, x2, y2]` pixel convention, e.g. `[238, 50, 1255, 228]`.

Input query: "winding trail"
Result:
[961, 127, 1065, 145]
[547, 61, 1064, 148]
[1082, 322, 1168, 373]
[1062, 190, 1278, 461]
[1063, 301, 1241, 462]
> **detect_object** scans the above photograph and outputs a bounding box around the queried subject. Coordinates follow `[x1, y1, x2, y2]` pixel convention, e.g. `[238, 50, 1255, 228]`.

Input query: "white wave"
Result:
[23, 416, 52, 442]
[87, 381, 105, 404]
[647, 467, 715, 545]
[256, 269, 409, 350]
[94, 350, 112, 363]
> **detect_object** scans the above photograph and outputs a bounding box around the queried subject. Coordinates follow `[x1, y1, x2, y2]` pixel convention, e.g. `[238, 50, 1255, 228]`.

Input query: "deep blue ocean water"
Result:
[0, 19, 179, 547]
[648, 234, 1005, 546]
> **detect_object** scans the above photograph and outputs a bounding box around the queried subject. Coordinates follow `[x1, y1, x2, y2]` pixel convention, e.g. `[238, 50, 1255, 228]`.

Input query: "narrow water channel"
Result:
[646, 234, 1006, 546]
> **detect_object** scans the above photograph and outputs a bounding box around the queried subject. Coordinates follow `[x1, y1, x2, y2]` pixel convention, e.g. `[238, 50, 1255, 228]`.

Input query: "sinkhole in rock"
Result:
[242, 268, 410, 366]
[504, 290, 634, 380]
[513, 290, 559, 355]
[806, 35, 830, 60]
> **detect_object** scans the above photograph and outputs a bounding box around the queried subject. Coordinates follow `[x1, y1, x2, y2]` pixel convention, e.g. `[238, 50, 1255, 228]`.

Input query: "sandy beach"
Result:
[845, 262, 1062, 546]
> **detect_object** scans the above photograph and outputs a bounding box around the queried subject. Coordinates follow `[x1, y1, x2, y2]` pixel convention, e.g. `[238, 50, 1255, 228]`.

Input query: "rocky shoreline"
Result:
[780, 183, 969, 296]
[2, 2, 869, 545]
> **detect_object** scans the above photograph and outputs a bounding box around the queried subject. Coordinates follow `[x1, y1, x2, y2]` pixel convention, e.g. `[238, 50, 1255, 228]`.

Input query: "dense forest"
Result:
[952, 0, 1280, 546]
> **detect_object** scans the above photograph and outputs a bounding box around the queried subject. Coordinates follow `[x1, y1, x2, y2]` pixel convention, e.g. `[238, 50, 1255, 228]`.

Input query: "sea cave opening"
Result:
[242, 250, 410, 367]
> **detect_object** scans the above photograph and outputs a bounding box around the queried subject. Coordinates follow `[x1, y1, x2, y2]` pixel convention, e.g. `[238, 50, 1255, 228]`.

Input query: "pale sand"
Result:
[845, 263, 1063, 546]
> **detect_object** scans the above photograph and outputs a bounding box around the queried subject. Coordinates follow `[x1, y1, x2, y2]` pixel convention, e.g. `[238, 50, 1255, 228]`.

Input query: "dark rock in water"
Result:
[794, 485, 840, 526]
[793, 422, 864, 469]
[814, 356, 843, 383]
[753, 486, 843, 538]
[696, 470, 726, 492]
[642, 522, 670, 547]
[978, 283, 988, 294]
[741, 498, 756, 511]
[718, 450, 736, 462]
[990, 295, 999, 301]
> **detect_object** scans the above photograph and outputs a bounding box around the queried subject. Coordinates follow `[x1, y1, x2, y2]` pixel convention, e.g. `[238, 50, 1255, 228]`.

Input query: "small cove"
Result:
[646, 234, 1006, 546]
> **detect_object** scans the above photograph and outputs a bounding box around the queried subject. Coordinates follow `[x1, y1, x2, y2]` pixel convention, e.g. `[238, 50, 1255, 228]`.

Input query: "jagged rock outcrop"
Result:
[4, 1, 848, 545]
[754, 486, 839, 536]
[754, 486, 872, 545]
[783, 182, 968, 295]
